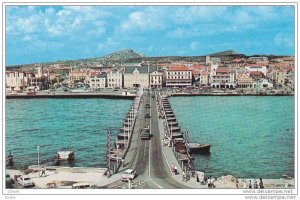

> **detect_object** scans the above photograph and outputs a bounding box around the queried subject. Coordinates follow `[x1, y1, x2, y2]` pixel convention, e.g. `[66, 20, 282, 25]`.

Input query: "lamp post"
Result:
[36, 145, 40, 167]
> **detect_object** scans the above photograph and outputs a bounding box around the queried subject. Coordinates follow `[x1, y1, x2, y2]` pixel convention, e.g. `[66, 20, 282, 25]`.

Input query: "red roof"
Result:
[250, 71, 263, 76]
[267, 68, 273, 74]
[285, 67, 294, 72]
[168, 65, 191, 71]
[216, 67, 229, 73]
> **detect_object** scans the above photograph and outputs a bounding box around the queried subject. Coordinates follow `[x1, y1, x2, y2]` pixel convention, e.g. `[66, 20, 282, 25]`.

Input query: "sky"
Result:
[6, 5, 295, 66]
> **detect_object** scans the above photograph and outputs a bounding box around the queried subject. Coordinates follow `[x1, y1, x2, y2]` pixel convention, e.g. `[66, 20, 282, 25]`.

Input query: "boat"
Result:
[56, 150, 75, 160]
[188, 143, 211, 154]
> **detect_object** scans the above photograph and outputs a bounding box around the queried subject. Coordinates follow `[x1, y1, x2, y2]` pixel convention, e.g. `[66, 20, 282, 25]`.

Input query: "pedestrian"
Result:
[182, 171, 185, 181]
[249, 180, 252, 189]
[196, 175, 200, 183]
[259, 178, 264, 189]
[211, 177, 215, 188]
[207, 176, 211, 188]
[243, 181, 247, 188]
[174, 166, 178, 175]
[236, 179, 239, 188]
[40, 167, 46, 177]
[254, 180, 258, 189]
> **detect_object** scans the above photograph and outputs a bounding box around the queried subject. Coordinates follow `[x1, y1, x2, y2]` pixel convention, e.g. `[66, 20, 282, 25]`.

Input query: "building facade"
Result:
[236, 73, 253, 88]
[5, 71, 32, 92]
[166, 65, 192, 87]
[68, 70, 87, 87]
[211, 67, 235, 89]
[124, 66, 149, 88]
[149, 71, 163, 88]
[245, 65, 267, 76]
[107, 70, 123, 88]
[89, 75, 106, 90]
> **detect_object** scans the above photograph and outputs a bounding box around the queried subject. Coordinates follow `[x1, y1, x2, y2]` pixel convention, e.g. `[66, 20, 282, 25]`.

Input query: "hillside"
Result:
[96, 49, 145, 61]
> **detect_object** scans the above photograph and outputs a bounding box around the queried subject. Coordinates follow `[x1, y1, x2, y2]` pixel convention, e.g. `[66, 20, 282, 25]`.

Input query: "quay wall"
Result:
[169, 93, 294, 97]
[6, 93, 136, 100]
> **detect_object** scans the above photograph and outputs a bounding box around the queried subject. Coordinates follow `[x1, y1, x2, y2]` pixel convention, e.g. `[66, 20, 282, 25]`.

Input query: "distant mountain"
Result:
[97, 49, 145, 61]
[208, 50, 242, 57]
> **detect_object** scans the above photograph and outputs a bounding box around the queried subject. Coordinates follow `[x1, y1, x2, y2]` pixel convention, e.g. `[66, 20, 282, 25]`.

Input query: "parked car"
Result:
[121, 169, 137, 182]
[17, 175, 35, 187]
[5, 174, 14, 188]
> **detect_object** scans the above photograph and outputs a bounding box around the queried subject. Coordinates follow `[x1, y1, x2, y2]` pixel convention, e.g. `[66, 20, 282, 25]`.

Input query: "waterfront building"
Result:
[89, 74, 106, 90]
[124, 66, 149, 88]
[199, 71, 209, 86]
[210, 67, 235, 89]
[107, 70, 123, 88]
[149, 68, 163, 89]
[165, 65, 192, 87]
[68, 70, 87, 87]
[285, 67, 294, 90]
[236, 72, 253, 88]
[276, 70, 286, 86]
[245, 64, 267, 76]
[5, 71, 32, 92]
[266, 68, 276, 83]
[252, 79, 273, 89]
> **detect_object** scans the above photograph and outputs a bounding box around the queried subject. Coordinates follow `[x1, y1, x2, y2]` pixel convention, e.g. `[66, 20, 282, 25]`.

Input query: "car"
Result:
[6, 174, 14, 183]
[5, 174, 14, 188]
[17, 175, 35, 187]
[121, 169, 137, 182]
[140, 127, 151, 140]
[145, 113, 151, 118]
[145, 103, 150, 108]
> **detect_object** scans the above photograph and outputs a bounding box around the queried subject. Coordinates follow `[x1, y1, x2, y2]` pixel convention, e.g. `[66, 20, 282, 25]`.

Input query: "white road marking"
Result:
[148, 96, 163, 189]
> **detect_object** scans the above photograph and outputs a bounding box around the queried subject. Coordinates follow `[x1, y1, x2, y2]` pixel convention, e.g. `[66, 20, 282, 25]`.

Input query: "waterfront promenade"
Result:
[5, 89, 295, 190]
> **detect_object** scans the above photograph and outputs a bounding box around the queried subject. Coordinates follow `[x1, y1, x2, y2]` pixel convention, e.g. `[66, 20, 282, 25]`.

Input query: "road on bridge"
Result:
[114, 90, 189, 189]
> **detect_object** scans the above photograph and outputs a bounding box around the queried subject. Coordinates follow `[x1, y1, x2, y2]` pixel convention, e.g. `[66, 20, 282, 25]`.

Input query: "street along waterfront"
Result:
[169, 96, 294, 179]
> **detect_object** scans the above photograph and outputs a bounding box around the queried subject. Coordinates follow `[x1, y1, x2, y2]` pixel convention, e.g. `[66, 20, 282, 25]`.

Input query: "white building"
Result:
[199, 71, 209, 86]
[166, 65, 192, 87]
[124, 66, 149, 88]
[210, 67, 235, 89]
[252, 79, 273, 89]
[107, 70, 123, 88]
[149, 66, 163, 88]
[89, 75, 106, 90]
[245, 64, 267, 76]
[5, 71, 33, 92]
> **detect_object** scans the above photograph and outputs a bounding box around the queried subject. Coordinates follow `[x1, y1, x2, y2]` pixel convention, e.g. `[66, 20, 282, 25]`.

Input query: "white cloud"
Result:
[174, 6, 228, 24]
[274, 33, 294, 48]
[190, 42, 198, 51]
[119, 7, 167, 32]
[22, 35, 32, 41]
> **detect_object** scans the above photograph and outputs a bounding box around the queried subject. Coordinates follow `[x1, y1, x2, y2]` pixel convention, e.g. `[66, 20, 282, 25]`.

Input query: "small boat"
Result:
[56, 150, 75, 160]
[188, 143, 211, 154]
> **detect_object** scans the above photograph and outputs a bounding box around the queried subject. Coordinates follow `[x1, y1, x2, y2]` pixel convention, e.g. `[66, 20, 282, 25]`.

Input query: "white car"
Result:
[121, 169, 137, 182]
[17, 175, 35, 187]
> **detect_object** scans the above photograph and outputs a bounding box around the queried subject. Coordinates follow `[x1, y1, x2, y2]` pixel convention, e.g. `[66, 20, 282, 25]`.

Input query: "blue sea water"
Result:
[5, 98, 132, 168]
[169, 96, 295, 179]
[6, 96, 295, 179]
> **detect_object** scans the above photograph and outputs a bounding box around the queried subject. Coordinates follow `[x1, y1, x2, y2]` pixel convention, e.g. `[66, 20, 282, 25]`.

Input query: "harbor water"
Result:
[5, 98, 132, 168]
[6, 96, 295, 179]
[169, 96, 295, 179]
